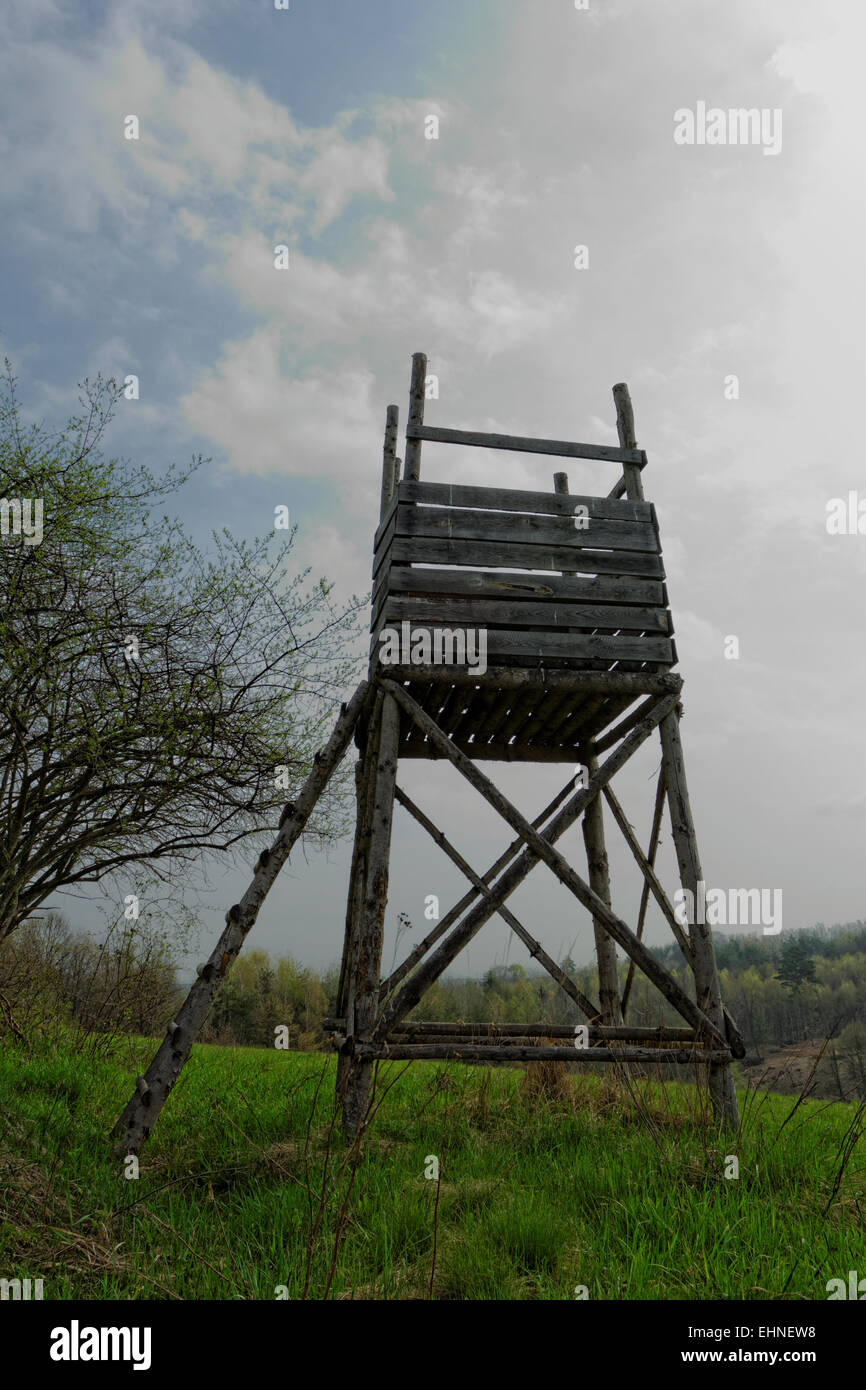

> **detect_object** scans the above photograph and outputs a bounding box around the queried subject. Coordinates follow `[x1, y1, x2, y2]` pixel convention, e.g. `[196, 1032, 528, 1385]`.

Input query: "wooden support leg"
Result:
[341, 692, 401, 1139]
[335, 708, 381, 1106]
[581, 750, 622, 1026]
[659, 707, 740, 1129]
[111, 680, 371, 1156]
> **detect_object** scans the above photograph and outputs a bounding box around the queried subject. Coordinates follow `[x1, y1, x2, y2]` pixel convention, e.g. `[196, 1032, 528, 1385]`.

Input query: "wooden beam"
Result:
[335, 704, 382, 1104]
[111, 679, 372, 1155]
[660, 707, 740, 1125]
[370, 624, 674, 667]
[397, 479, 653, 522]
[341, 692, 402, 1138]
[376, 566, 666, 609]
[406, 424, 644, 467]
[325, 1021, 701, 1043]
[379, 405, 399, 519]
[392, 503, 660, 553]
[594, 694, 669, 754]
[353, 1043, 731, 1064]
[582, 751, 622, 1026]
[370, 666, 683, 695]
[394, 784, 601, 1021]
[403, 353, 427, 482]
[621, 768, 667, 1018]
[379, 534, 665, 578]
[613, 383, 645, 502]
[336, 733, 380, 1022]
[377, 596, 670, 634]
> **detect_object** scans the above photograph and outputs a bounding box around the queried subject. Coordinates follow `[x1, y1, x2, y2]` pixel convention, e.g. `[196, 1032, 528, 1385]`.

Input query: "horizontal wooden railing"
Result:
[406, 423, 645, 467]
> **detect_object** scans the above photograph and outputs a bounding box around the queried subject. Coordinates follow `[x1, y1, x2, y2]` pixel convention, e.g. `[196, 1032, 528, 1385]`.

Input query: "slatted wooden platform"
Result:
[370, 480, 677, 760]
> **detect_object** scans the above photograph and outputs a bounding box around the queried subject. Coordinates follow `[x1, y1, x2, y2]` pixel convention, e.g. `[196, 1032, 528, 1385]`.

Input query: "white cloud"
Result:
[181, 329, 380, 486]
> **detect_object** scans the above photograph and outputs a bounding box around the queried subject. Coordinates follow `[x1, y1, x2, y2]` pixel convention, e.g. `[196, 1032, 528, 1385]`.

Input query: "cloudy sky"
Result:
[2, 0, 864, 980]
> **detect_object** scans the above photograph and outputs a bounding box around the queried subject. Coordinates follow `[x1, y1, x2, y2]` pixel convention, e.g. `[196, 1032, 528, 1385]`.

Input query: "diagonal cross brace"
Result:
[379, 776, 577, 1000]
[377, 697, 670, 1021]
[603, 782, 746, 1059]
[603, 783, 693, 962]
[394, 784, 601, 1022]
[374, 684, 692, 1040]
[378, 679, 728, 1051]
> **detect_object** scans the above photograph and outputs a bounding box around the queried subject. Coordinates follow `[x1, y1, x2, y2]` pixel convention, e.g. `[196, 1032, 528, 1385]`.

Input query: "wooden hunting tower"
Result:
[113, 352, 743, 1158]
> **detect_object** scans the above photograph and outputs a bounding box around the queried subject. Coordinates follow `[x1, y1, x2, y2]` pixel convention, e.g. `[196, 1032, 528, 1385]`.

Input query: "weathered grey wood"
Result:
[613, 383, 645, 503]
[620, 769, 667, 1018]
[378, 776, 578, 1000]
[111, 679, 372, 1155]
[398, 479, 653, 522]
[382, 1036, 679, 1049]
[335, 701, 382, 1100]
[594, 693, 671, 755]
[341, 692, 402, 1138]
[393, 784, 600, 1021]
[660, 707, 740, 1126]
[608, 475, 628, 500]
[394, 503, 660, 553]
[325, 1019, 700, 1042]
[375, 566, 666, 610]
[399, 739, 600, 763]
[336, 741, 378, 1020]
[403, 353, 427, 482]
[370, 666, 682, 695]
[372, 688, 704, 1041]
[405, 424, 644, 467]
[353, 1044, 730, 1064]
[378, 595, 670, 634]
[371, 624, 674, 665]
[367, 410, 401, 821]
[373, 495, 399, 554]
[602, 782, 692, 962]
[379, 405, 400, 519]
[369, 569, 670, 639]
[582, 751, 623, 1027]
[371, 514, 397, 578]
[378, 681, 727, 1047]
[553, 471, 577, 578]
[380, 535, 665, 578]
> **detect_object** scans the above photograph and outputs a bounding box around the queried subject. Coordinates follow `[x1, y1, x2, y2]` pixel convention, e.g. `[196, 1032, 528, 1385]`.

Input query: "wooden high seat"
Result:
[112, 351, 743, 1159]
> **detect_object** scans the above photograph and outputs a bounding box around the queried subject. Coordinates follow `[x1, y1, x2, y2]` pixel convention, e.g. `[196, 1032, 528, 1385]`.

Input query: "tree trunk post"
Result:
[335, 716, 380, 1107]
[340, 691, 402, 1138]
[581, 748, 623, 1026]
[110, 679, 371, 1155]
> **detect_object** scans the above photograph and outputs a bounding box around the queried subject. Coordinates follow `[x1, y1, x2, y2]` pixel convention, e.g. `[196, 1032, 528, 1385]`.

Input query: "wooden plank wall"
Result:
[371, 480, 675, 673]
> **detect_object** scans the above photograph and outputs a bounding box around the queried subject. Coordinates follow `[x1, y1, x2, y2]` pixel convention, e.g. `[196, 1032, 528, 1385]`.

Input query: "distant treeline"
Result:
[2, 916, 865, 1077]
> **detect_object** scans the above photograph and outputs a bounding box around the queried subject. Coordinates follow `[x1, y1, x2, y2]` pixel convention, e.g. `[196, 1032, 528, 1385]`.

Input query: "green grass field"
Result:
[1, 1033, 863, 1301]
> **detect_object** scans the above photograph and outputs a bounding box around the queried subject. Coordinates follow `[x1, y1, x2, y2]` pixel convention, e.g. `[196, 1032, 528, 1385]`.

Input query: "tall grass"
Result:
[0, 1029, 863, 1300]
